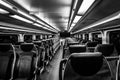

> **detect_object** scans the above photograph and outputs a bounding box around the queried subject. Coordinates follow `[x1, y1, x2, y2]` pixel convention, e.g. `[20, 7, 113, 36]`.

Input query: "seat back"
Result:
[95, 44, 114, 56]
[86, 41, 98, 52]
[69, 45, 86, 53]
[86, 41, 98, 47]
[69, 52, 103, 76]
[42, 40, 49, 62]
[33, 41, 44, 68]
[0, 43, 15, 80]
[14, 43, 37, 79]
[63, 52, 112, 80]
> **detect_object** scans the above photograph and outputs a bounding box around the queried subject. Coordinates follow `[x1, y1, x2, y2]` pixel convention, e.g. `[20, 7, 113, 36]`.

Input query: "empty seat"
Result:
[86, 41, 98, 47]
[70, 52, 103, 76]
[86, 41, 98, 52]
[80, 39, 88, 44]
[69, 45, 86, 53]
[95, 44, 114, 56]
[13, 43, 37, 80]
[0, 43, 16, 80]
[63, 44, 86, 58]
[33, 41, 44, 68]
[61, 52, 112, 80]
[42, 40, 49, 65]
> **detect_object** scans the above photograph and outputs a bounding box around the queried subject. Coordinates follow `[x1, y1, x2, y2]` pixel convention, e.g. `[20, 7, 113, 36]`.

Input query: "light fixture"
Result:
[73, 16, 82, 23]
[0, 8, 9, 14]
[18, 10, 35, 20]
[0, 0, 13, 9]
[0, 0, 58, 33]
[73, 0, 78, 9]
[69, 25, 75, 32]
[73, 12, 120, 34]
[34, 21, 52, 29]
[69, 16, 82, 31]
[33, 23, 57, 32]
[78, 0, 95, 15]
[33, 23, 48, 29]
[10, 15, 33, 23]
[0, 25, 50, 34]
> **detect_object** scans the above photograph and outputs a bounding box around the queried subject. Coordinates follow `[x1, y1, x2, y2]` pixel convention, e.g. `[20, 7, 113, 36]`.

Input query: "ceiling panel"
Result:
[14, 0, 72, 31]
[0, 14, 55, 33]
[72, 0, 120, 33]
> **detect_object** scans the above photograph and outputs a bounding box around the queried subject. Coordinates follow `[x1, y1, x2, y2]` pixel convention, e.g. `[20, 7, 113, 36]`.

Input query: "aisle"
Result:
[40, 46, 63, 80]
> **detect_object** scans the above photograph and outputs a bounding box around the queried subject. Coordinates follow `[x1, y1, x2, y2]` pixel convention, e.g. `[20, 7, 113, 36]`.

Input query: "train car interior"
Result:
[0, 0, 120, 80]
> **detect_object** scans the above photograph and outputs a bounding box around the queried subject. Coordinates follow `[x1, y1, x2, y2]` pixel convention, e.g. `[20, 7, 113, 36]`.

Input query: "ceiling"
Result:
[71, 0, 120, 34]
[13, 0, 72, 31]
[0, 0, 120, 34]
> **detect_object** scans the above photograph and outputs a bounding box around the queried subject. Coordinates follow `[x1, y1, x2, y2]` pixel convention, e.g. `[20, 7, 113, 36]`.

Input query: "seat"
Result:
[69, 45, 86, 54]
[86, 41, 98, 52]
[46, 40, 52, 61]
[80, 39, 88, 44]
[59, 52, 112, 80]
[13, 43, 37, 80]
[0, 43, 16, 80]
[95, 44, 114, 56]
[48, 39, 54, 59]
[33, 41, 44, 69]
[42, 40, 49, 65]
[64, 44, 86, 58]
[95, 44, 118, 80]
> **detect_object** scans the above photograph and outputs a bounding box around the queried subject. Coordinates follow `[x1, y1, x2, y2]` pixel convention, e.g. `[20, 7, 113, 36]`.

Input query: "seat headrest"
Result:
[20, 43, 34, 52]
[0, 43, 12, 52]
[69, 45, 86, 53]
[86, 41, 98, 47]
[69, 52, 103, 76]
[95, 44, 114, 56]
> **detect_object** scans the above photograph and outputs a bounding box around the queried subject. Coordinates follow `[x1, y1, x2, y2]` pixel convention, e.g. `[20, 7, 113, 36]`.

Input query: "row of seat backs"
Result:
[0, 39, 54, 79]
[0, 43, 15, 80]
[33, 39, 54, 60]
[68, 43, 114, 57]
[0, 43, 38, 80]
[62, 40, 115, 80]
[85, 41, 99, 52]
[63, 52, 112, 80]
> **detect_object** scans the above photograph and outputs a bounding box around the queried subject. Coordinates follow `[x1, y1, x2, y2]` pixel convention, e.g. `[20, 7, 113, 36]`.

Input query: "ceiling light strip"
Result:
[36, 20, 57, 30]
[0, 0, 58, 32]
[68, 16, 82, 32]
[68, 0, 76, 30]
[68, 0, 83, 30]
[71, 0, 101, 32]
[34, 15, 60, 32]
[78, 0, 95, 15]
[10, 15, 33, 23]
[0, 21, 51, 34]
[0, 8, 9, 14]
[0, 0, 13, 9]
[33, 23, 58, 33]
[0, 26, 49, 34]
[73, 0, 78, 9]
[10, 15, 55, 32]
[73, 11, 120, 34]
